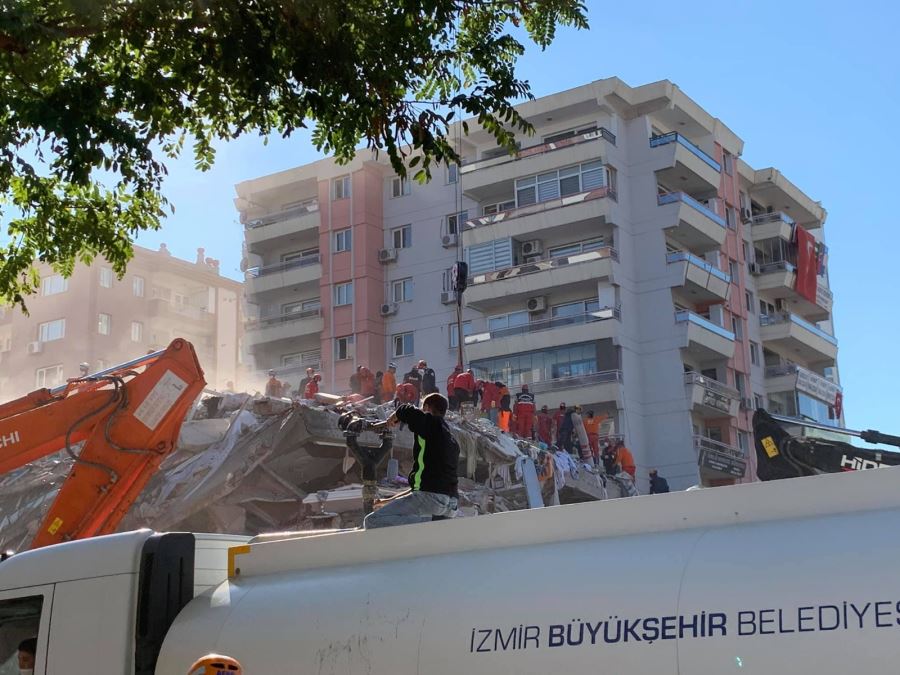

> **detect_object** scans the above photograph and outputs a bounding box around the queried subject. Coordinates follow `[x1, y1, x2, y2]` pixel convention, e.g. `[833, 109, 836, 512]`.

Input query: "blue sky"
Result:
[138, 0, 900, 433]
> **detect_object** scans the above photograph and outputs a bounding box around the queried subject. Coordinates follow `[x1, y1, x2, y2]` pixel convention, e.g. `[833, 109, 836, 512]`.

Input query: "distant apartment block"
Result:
[236, 77, 840, 490]
[0, 245, 244, 399]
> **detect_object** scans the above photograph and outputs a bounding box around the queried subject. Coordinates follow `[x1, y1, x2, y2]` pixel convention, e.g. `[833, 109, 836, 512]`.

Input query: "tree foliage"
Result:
[0, 0, 587, 307]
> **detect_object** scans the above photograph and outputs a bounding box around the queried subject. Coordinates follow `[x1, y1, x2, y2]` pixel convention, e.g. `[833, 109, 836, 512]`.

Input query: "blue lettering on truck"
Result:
[468, 598, 900, 653]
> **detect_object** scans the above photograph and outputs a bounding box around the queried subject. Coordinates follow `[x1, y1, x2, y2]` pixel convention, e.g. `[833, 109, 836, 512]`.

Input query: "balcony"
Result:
[459, 129, 614, 199]
[684, 372, 740, 419]
[759, 313, 838, 366]
[666, 252, 731, 302]
[765, 364, 842, 404]
[695, 436, 747, 480]
[750, 212, 794, 242]
[148, 298, 213, 324]
[464, 308, 620, 362]
[657, 192, 727, 252]
[746, 168, 825, 229]
[463, 187, 614, 247]
[244, 201, 320, 253]
[650, 133, 721, 193]
[245, 309, 324, 348]
[675, 310, 736, 361]
[245, 255, 321, 296]
[464, 247, 617, 311]
[753, 261, 832, 322]
[527, 370, 624, 407]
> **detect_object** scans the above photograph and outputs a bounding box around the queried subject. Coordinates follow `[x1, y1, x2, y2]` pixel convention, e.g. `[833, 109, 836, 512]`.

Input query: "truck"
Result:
[2, 464, 900, 673]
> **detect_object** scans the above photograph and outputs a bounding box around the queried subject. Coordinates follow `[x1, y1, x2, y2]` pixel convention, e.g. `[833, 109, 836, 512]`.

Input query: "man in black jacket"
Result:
[649, 469, 670, 494]
[419, 359, 438, 395]
[364, 393, 459, 528]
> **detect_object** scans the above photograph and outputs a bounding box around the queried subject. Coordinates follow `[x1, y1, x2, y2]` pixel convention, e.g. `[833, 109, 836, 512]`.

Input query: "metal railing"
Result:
[657, 191, 727, 228]
[519, 370, 623, 395]
[246, 254, 321, 279]
[666, 251, 731, 283]
[271, 361, 321, 377]
[674, 310, 736, 341]
[759, 312, 838, 346]
[816, 284, 833, 308]
[751, 211, 794, 226]
[465, 186, 612, 231]
[149, 298, 210, 321]
[757, 260, 796, 274]
[649, 133, 721, 172]
[465, 308, 621, 345]
[245, 200, 319, 229]
[246, 308, 322, 330]
[461, 127, 616, 173]
[693, 435, 744, 459]
[683, 371, 740, 399]
[469, 246, 618, 286]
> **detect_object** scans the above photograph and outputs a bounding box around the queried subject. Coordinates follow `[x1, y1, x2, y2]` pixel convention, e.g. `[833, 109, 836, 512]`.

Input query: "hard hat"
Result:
[389, 362, 397, 369]
[417, 360, 426, 368]
[79, 362, 90, 369]
[187, 654, 242, 675]
[268, 369, 276, 376]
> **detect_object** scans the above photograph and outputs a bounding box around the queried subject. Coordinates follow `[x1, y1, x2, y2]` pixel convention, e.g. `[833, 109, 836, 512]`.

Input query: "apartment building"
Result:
[237, 77, 840, 491]
[0, 244, 244, 400]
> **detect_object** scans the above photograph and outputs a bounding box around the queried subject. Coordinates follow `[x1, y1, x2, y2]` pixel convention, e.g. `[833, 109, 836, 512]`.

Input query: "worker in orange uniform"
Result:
[382, 363, 398, 402]
[395, 381, 418, 407]
[513, 384, 536, 439]
[188, 654, 242, 674]
[264, 369, 283, 397]
[614, 439, 636, 479]
[535, 405, 554, 445]
[498, 407, 511, 433]
[583, 410, 606, 465]
[446, 365, 462, 410]
[358, 366, 376, 398]
[303, 373, 322, 400]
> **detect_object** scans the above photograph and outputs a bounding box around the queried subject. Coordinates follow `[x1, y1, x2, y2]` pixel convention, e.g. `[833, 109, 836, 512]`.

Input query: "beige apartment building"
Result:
[0, 244, 244, 400]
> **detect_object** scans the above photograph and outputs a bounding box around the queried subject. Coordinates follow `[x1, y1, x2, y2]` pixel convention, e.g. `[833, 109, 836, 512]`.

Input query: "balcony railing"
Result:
[657, 191, 727, 228]
[666, 251, 731, 283]
[684, 371, 740, 399]
[816, 284, 833, 308]
[245, 200, 319, 229]
[756, 260, 796, 274]
[246, 254, 321, 279]
[522, 370, 623, 395]
[765, 364, 841, 402]
[759, 312, 838, 346]
[469, 247, 618, 286]
[465, 308, 621, 345]
[674, 310, 736, 341]
[649, 132, 721, 172]
[465, 186, 613, 231]
[149, 298, 211, 321]
[246, 308, 322, 330]
[694, 435, 744, 459]
[273, 361, 321, 377]
[461, 127, 616, 174]
[751, 211, 794, 226]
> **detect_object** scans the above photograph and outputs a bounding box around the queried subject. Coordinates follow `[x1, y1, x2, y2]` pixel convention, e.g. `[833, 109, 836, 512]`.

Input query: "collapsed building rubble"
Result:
[0, 392, 633, 551]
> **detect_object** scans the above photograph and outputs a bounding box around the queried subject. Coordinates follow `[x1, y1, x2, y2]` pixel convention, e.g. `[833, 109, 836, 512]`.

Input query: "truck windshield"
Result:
[0, 595, 42, 675]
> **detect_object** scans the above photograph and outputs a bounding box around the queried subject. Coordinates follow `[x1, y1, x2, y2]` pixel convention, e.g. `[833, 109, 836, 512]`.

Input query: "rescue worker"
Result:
[404, 365, 423, 400]
[395, 381, 418, 406]
[303, 373, 322, 399]
[614, 439, 636, 479]
[571, 405, 591, 462]
[498, 406, 512, 433]
[364, 393, 459, 528]
[558, 407, 575, 453]
[17, 637, 36, 675]
[583, 410, 604, 464]
[264, 370, 283, 398]
[446, 366, 462, 410]
[649, 469, 670, 494]
[188, 654, 243, 674]
[78, 361, 90, 377]
[497, 382, 511, 413]
[420, 360, 438, 395]
[297, 367, 315, 396]
[349, 365, 362, 394]
[535, 405, 554, 445]
[513, 384, 536, 439]
[374, 371, 384, 404]
[453, 367, 475, 407]
[553, 402, 567, 439]
[359, 366, 376, 398]
[382, 363, 398, 401]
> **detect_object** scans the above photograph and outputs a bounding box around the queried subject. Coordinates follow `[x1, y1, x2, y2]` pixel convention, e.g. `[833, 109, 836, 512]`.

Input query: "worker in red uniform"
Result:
[553, 402, 566, 439]
[358, 366, 376, 398]
[535, 405, 554, 446]
[303, 373, 322, 399]
[446, 366, 462, 410]
[453, 368, 475, 407]
[513, 384, 536, 439]
[481, 380, 499, 424]
[395, 381, 418, 406]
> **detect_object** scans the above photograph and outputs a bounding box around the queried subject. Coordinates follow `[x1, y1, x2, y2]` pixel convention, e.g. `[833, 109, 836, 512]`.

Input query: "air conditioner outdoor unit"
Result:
[27, 341, 43, 355]
[740, 397, 754, 411]
[521, 239, 543, 257]
[526, 296, 546, 312]
[740, 208, 752, 223]
[380, 302, 399, 317]
[441, 233, 459, 248]
[748, 262, 760, 275]
[378, 248, 398, 263]
[440, 291, 458, 305]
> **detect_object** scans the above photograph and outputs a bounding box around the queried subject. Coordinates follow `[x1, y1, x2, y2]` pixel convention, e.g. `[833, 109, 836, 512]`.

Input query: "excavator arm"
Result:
[0, 339, 206, 549]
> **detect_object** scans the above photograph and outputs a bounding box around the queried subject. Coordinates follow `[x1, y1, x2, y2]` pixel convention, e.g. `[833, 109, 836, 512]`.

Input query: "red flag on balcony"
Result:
[794, 225, 817, 304]
[834, 391, 843, 420]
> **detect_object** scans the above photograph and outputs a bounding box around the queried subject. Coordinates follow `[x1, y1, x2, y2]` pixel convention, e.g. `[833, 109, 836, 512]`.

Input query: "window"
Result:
[282, 248, 319, 263]
[35, 365, 64, 388]
[543, 124, 597, 144]
[131, 321, 143, 342]
[390, 176, 411, 198]
[735, 373, 746, 396]
[723, 150, 734, 175]
[0, 595, 44, 672]
[446, 210, 468, 235]
[41, 274, 68, 296]
[514, 160, 605, 206]
[447, 164, 459, 184]
[38, 319, 65, 342]
[98, 313, 111, 335]
[605, 165, 618, 198]
[745, 290, 754, 315]
[731, 316, 743, 339]
[391, 277, 413, 302]
[729, 259, 739, 281]
[392, 332, 414, 357]
[725, 207, 736, 229]
[754, 393, 765, 410]
[749, 341, 760, 366]
[482, 200, 515, 216]
[470, 340, 605, 387]
[392, 224, 412, 249]
[334, 282, 353, 306]
[738, 431, 748, 455]
[283, 349, 320, 368]
[466, 238, 513, 275]
[133, 276, 145, 297]
[547, 238, 606, 259]
[334, 229, 352, 252]
[487, 311, 529, 331]
[333, 175, 351, 200]
[334, 335, 354, 361]
[449, 321, 473, 348]
[99, 267, 114, 288]
[283, 299, 320, 316]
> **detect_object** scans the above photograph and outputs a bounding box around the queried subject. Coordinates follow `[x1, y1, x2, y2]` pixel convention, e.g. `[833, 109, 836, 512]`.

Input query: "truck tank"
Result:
[156, 467, 900, 674]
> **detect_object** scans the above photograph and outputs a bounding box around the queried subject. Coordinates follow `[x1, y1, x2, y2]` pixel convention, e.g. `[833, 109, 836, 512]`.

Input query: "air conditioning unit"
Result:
[526, 296, 547, 313]
[378, 248, 398, 263]
[441, 233, 459, 248]
[521, 239, 543, 257]
[740, 397, 754, 411]
[740, 208, 752, 223]
[380, 302, 399, 317]
[440, 291, 458, 305]
[27, 341, 43, 355]
[748, 262, 760, 275]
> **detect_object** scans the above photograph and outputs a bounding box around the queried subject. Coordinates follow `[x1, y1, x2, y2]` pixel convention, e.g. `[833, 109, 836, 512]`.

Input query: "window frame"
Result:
[449, 321, 473, 348]
[334, 282, 353, 307]
[447, 163, 459, 184]
[446, 210, 468, 235]
[749, 340, 760, 366]
[98, 312, 111, 335]
[132, 276, 145, 297]
[38, 318, 65, 342]
[334, 335, 355, 361]
[392, 331, 415, 358]
[131, 320, 143, 343]
[391, 224, 412, 249]
[40, 274, 68, 296]
[390, 176, 411, 198]
[333, 175, 351, 200]
[0, 586, 52, 675]
[99, 267, 114, 288]
[333, 229, 352, 253]
[35, 365, 64, 388]
[391, 277, 413, 303]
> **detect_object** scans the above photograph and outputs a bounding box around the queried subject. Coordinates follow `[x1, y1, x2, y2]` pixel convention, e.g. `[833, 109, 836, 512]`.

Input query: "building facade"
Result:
[237, 77, 840, 491]
[0, 244, 244, 400]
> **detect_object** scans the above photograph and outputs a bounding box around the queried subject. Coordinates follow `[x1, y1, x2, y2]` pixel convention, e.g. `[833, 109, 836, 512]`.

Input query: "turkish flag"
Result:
[794, 226, 817, 304]
[834, 391, 843, 420]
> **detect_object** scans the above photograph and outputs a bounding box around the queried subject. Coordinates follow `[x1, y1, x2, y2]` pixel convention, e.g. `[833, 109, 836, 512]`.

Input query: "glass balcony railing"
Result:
[246, 254, 321, 279]
[246, 308, 321, 330]
[756, 260, 796, 274]
[666, 251, 731, 283]
[759, 313, 838, 346]
[675, 310, 736, 341]
[751, 211, 794, 226]
[465, 308, 621, 345]
[526, 369, 623, 395]
[245, 200, 319, 229]
[464, 186, 614, 231]
[684, 371, 740, 399]
[462, 127, 616, 173]
[649, 132, 721, 172]
[657, 191, 727, 228]
[469, 247, 618, 286]
[694, 435, 744, 459]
